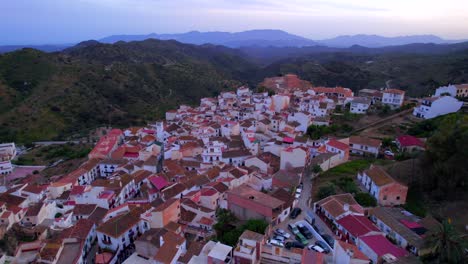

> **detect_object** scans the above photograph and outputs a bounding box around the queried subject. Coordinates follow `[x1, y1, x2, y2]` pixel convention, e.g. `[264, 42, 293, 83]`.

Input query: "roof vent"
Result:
[249, 196, 255, 200]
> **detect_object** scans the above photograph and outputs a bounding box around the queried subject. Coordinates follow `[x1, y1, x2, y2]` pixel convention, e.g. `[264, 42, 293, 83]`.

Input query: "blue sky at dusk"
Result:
[2, 0, 467, 44]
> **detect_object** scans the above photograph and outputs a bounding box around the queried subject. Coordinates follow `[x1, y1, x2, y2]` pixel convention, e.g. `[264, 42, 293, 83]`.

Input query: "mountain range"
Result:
[1, 37, 468, 143]
[2, 30, 466, 54]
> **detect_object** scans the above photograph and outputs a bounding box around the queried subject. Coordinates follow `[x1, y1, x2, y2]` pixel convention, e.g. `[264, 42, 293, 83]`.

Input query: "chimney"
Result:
[343, 203, 350, 212]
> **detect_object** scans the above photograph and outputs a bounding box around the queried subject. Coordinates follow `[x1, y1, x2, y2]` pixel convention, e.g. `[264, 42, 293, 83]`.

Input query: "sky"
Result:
[1, 0, 468, 45]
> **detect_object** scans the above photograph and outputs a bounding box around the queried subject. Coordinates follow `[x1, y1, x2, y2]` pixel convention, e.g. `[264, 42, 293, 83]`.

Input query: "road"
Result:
[33, 140, 83, 146]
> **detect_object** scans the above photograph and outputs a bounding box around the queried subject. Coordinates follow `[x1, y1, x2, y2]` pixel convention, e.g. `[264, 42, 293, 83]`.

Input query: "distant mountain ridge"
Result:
[1, 30, 466, 53]
[99, 29, 318, 47]
[316, 34, 464, 48]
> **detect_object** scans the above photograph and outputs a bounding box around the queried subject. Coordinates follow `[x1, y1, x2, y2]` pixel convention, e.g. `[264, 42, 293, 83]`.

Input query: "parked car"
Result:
[274, 235, 285, 242]
[295, 192, 301, 199]
[288, 223, 296, 232]
[297, 224, 313, 239]
[312, 224, 323, 234]
[285, 241, 305, 250]
[308, 245, 325, 253]
[295, 232, 309, 246]
[384, 150, 394, 156]
[315, 241, 330, 253]
[322, 234, 335, 248]
[275, 228, 291, 239]
[290, 208, 302, 219]
[268, 239, 284, 248]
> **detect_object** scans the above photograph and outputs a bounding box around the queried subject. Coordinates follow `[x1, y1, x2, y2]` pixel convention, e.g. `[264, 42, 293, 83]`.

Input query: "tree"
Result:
[420, 114, 468, 199]
[354, 192, 377, 207]
[312, 164, 323, 174]
[307, 125, 329, 140]
[242, 219, 268, 235]
[424, 219, 467, 263]
[317, 184, 336, 199]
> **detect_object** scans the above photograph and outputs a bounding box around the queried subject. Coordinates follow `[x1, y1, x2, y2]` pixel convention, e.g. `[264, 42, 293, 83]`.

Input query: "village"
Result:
[0, 74, 466, 264]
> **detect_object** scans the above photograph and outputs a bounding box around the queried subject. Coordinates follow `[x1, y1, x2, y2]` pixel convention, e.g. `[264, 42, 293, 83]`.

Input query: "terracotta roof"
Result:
[73, 204, 98, 216]
[364, 166, 398, 187]
[161, 183, 186, 200]
[80, 158, 102, 171]
[384, 89, 405, 95]
[60, 219, 95, 240]
[326, 139, 349, 151]
[336, 215, 380, 237]
[25, 203, 44, 217]
[96, 208, 144, 238]
[336, 241, 369, 261]
[222, 149, 251, 158]
[22, 184, 47, 194]
[153, 198, 179, 212]
[180, 207, 196, 222]
[239, 230, 264, 242]
[154, 231, 185, 263]
[227, 184, 284, 209]
[349, 136, 382, 148]
[359, 234, 408, 258]
[316, 193, 363, 219]
[397, 135, 425, 148]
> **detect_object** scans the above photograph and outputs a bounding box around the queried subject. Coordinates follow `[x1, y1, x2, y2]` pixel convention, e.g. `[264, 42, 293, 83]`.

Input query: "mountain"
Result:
[317, 34, 463, 48]
[1, 38, 468, 143]
[99, 29, 318, 47]
[240, 41, 468, 65]
[0, 39, 256, 143]
[0, 44, 72, 53]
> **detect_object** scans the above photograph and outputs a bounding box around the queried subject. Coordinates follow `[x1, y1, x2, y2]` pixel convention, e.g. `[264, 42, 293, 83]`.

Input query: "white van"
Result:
[268, 239, 285, 248]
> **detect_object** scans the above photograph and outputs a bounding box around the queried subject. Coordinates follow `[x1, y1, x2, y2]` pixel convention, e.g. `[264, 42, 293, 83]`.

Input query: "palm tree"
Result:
[424, 219, 467, 263]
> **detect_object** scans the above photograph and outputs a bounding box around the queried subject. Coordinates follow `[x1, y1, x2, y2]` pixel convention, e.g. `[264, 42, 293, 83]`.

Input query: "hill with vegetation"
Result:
[0, 39, 256, 143]
[1, 39, 468, 143]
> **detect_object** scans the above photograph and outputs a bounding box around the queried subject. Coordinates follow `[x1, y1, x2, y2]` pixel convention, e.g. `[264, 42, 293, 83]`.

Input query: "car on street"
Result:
[322, 234, 335, 248]
[315, 241, 330, 253]
[297, 223, 313, 239]
[295, 232, 309, 246]
[285, 241, 305, 249]
[268, 239, 284, 248]
[308, 245, 325, 253]
[312, 224, 323, 234]
[290, 208, 302, 219]
[295, 192, 301, 199]
[274, 228, 291, 239]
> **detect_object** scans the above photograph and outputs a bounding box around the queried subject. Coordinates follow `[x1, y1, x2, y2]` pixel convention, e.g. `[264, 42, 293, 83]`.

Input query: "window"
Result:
[396, 196, 400, 200]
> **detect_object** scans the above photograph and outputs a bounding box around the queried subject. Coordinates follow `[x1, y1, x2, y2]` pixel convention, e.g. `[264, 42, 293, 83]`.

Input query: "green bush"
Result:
[354, 192, 377, 207]
[317, 184, 336, 199]
[334, 177, 359, 194]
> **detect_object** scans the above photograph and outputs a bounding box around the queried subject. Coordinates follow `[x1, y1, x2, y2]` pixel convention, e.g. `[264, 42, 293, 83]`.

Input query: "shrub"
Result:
[317, 184, 336, 199]
[354, 192, 377, 207]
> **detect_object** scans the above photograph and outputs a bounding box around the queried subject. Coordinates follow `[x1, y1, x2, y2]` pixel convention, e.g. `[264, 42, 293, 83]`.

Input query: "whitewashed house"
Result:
[350, 97, 371, 114]
[434, 85, 457, 97]
[349, 136, 382, 157]
[382, 89, 405, 109]
[413, 96, 463, 119]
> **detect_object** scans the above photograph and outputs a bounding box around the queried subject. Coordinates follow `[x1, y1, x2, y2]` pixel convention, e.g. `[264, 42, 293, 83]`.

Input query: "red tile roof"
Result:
[148, 176, 169, 190]
[326, 139, 349, 151]
[337, 215, 380, 238]
[359, 234, 408, 258]
[397, 135, 425, 148]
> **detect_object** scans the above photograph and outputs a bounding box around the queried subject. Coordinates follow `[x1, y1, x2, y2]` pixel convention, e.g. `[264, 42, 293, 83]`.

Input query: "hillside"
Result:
[254, 50, 468, 96]
[1, 39, 468, 143]
[0, 39, 256, 143]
